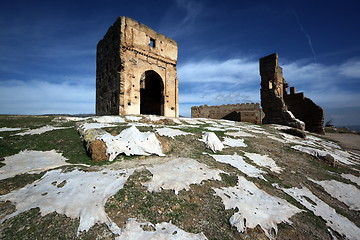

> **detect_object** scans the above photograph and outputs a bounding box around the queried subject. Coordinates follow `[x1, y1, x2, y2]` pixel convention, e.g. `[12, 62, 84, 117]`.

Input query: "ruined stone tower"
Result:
[96, 16, 179, 117]
[260, 53, 324, 134]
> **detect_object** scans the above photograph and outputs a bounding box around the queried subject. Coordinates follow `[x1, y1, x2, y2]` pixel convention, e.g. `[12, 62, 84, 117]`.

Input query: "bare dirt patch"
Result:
[325, 133, 360, 155]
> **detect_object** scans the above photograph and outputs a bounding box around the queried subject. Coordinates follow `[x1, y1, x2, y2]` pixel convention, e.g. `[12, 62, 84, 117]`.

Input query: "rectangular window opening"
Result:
[149, 38, 156, 48]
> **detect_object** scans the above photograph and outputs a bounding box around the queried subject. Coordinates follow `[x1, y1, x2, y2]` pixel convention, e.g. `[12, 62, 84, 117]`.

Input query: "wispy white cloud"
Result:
[159, 0, 203, 38]
[311, 89, 360, 108]
[280, 62, 333, 91]
[0, 80, 94, 115]
[179, 58, 258, 83]
[282, 58, 360, 86]
[176, 0, 202, 25]
[180, 89, 259, 105]
[338, 58, 360, 79]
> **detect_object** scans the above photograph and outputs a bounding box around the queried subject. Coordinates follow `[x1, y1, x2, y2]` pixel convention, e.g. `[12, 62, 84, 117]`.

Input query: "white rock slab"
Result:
[201, 119, 218, 125]
[246, 129, 272, 135]
[270, 124, 293, 130]
[210, 154, 266, 180]
[170, 124, 198, 129]
[307, 135, 341, 149]
[224, 127, 243, 131]
[145, 115, 165, 122]
[244, 125, 265, 131]
[204, 126, 226, 131]
[341, 173, 360, 186]
[79, 123, 117, 131]
[279, 133, 316, 146]
[222, 137, 247, 147]
[0, 127, 22, 132]
[128, 122, 154, 127]
[179, 118, 203, 125]
[225, 130, 254, 138]
[93, 116, 126, 123]
[142, 158, 223, 194]
[267, 135, 288, 144]
[15, 125, 71, 136]
[171, 118, 183, 124]
[53, 116, 89, 122]
[310, 179, 360, 210]
[243, 152, 282, 173]
[98, 126, 164, 161]
[212, 123, 229, 129]
[286, 110, 305, 128]
[213, 176, 301, 240]
[155, 127, 193, 139]
[117, 218, 208, 240]
[0, 150, 70, 180]
[64, 117, 89, 122]
[200, 132, 224, 152]
[125, 115, 143, 122]
[216, 120, 238, 126]
[291, 145, 357, 165]
[282, 186, 360, 240]
[0, 168, 135, 235]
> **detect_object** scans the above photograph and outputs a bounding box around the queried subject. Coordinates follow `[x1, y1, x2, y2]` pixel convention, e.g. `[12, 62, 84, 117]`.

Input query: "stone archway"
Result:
[140, 70, 164, 115]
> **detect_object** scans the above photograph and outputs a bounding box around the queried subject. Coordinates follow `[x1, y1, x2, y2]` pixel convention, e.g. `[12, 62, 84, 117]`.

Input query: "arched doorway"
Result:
[140, 70, 164, 115]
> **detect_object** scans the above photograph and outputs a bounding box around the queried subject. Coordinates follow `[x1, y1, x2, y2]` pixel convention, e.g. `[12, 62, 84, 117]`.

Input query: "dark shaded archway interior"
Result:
[140, 70, 164, 115]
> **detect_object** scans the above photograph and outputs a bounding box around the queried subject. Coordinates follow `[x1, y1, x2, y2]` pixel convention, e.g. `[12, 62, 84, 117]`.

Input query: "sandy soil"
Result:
[325, 133, 360, 155]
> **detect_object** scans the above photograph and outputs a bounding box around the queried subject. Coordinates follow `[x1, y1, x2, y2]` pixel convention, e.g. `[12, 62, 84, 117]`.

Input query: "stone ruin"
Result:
[191, 103, 264, 124]
[260, 53, 325, 134]
[96, 16, 179, 117]
[95, 17, 324, 134]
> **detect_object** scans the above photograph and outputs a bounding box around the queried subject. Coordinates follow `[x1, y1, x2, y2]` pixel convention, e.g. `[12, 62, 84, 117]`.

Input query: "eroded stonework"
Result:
[260, 53, 324, 134]
[96, 16, 179, 117]
[191, 103, 264, 124]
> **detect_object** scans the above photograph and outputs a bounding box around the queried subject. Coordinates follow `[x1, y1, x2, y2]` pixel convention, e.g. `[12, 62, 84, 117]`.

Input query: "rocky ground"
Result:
[0, 115, 359, 240]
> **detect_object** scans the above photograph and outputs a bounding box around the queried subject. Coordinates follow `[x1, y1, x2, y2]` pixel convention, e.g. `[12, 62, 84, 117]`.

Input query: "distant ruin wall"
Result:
[260, 53, 324, 134]
[191, 103, 264, 124]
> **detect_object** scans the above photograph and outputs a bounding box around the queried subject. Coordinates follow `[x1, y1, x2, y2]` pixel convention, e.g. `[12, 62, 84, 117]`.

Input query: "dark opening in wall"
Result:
[149, 38, 156, 48]
[140, 70, 164, 115]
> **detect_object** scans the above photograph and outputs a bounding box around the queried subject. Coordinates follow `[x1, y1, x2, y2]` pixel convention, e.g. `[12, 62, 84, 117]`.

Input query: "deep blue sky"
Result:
[1, 0, 359, 126]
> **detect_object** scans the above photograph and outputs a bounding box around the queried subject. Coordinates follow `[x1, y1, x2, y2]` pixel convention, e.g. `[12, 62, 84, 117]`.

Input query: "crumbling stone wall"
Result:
[260, 53, 324, 134]
[284, 87, 325, 134]
[96, 16, 179, 117]
[191, 103, 264, 124]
